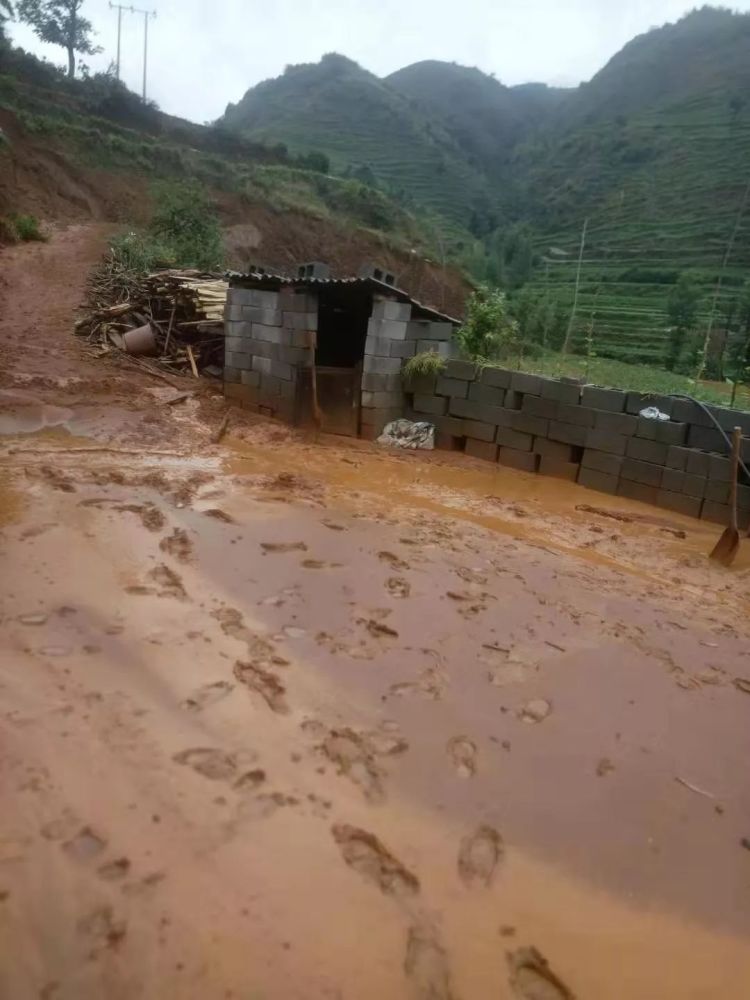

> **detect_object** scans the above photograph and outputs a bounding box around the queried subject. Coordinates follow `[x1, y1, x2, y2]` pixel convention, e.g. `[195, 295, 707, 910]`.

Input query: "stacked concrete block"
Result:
[223, 285, 319, 422]
[360, 298, 412, 438]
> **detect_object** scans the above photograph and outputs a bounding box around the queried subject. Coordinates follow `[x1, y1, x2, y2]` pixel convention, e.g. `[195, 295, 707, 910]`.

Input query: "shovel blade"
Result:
[709, 528, 740, 567]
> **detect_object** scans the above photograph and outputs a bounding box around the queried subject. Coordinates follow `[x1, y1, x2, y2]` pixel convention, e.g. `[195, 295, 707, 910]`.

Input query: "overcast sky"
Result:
[8, 1, 750, 123]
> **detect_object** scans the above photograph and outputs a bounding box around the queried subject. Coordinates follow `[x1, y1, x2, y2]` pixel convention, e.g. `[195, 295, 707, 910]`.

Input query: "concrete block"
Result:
[252, 323, 287, 345]
[625, 437, 669, 466]
[269, 360, 293, 381]
[448, 397, 473, 418]
[371, 391, 405, 408]
[577, 468, 619, 496]
[540, 379, 581, 405]
[416, 340, 452, 358]
[445, 359, 477, 381]
[259, 373, 282, 397]
[581, 386, 626, 412]
[621, 458, 663, 488]
[435, 376, 469, 398]
[469, 382, 506, 407]
[666, 446, 690, 471]
[225, 336, 246, 354]
[224, 303, 244, 322]
[539, 457, 579, 482]
[704, 480, 730, 504]
[465, 438, 498, 463]
[406, 320, 452, 342]
[403, 373, 436, 395]
[241, 306, 283, 326]
[279, 346, 310, 367]
[435, 431, 464, 451]
[686, 450, 711, 477]
[504, 390, 523, 410]
[364, 355, 402, 375]
[390, 340, 418, 359]
[557, 403, 597, 428]
[682, 474, 707, 498]
[224, 383, 258, 404]
[362, 372, 402, 392]
[617, 479, 658, 506]
[498, 448, 539, 474]
[225, 350, 252, 370]
[252, 356, 272, 376]
[232, 288, 280, 310]
[581, 450, 624, 477]
[708, 454, 732, 482]
[699, 500, 750, 529]
[496, 427, 533, 451]
[247, 340, 278, 360]
[480, 366, 512, 389]
[511, 412, 549, 438]
[660, 468, 684, 494]
[279, 288, 317, 312]
[372, 299, 411, 322]
[593, 410, 638, 436]
[413, 394, 448, 416]
[522, 395, 558, 420]
[510, 372, 543, 396]
[625, 392, 674, 417]
[436, 415, 464, 438]
[687, 424, 726, 453]
[585, 428, 628, 456]
[534, 438, 575, 462]
[240, 369, 261, 388]
[450, 397, 509, 426]
[365, 335, 392, 357]
[635, 418, 687, 446]
[705, 405, 750, 436]
[281, 311, 317, 331]
[462, 420, 496, 443]
[549, 422, 588, 448]
[224, 367, 242, 384]
[656, 491, 703, 519]
[368, 318, 409, 341]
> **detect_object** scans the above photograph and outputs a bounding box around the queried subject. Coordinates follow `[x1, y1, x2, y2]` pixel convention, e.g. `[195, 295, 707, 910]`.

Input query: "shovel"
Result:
[709, 426, 742, 566]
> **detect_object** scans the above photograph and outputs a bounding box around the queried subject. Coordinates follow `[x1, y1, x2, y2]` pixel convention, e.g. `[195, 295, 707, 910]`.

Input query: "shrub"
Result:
[148, 181, 223, 270]
[12, 213, 46, 241]
[403, 351, 447, 380]
[0, 216, 19, 243]
[456, 286, 519, 361]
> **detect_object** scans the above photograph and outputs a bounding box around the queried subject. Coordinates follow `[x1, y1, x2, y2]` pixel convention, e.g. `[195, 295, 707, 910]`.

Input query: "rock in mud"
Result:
[507, 946, 576, 1000]
[332, 824, 419, 898]
[18, 612, 48, 626]
[234, 660, 289, 714]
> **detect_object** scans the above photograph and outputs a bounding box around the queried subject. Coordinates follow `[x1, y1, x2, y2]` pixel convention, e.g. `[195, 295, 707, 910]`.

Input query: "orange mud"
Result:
[2, 227, 750, 999]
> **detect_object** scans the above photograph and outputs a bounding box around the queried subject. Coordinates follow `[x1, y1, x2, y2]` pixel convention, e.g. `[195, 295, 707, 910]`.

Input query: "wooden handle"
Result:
[729, 426, 741, 534]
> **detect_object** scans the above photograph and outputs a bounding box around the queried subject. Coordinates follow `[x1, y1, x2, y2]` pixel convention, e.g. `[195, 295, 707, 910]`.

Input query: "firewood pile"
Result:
[75, 259, 228, 380]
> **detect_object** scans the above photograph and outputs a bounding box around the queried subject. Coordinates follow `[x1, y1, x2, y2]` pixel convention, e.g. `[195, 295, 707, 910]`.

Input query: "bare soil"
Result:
[2, 227, 750, 999]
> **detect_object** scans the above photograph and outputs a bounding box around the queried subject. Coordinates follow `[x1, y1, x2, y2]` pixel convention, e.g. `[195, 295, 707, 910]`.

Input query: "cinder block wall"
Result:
[406, 360, 750, 526]
[223, 285, 318, 422]
[360, 298, 457, 439]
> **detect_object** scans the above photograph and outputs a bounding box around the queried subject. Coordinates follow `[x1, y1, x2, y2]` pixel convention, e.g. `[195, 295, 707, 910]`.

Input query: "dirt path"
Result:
[2, 227, 750, 999]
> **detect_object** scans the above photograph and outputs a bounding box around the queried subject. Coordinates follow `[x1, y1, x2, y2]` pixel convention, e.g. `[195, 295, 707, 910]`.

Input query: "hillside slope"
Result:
[222, 53, 492, 225]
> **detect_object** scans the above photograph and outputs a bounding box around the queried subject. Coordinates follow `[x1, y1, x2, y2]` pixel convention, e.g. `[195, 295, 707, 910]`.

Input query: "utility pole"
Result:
[562, 217, 588, 355]
[108, 3, 156, 101]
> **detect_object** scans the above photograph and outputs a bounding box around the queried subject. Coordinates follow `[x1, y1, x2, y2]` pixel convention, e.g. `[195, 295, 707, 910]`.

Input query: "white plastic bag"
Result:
[377, 419, 435, 450]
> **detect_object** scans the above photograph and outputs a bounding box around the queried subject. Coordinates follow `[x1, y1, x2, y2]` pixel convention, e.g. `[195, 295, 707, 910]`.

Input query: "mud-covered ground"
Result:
[2, 228, 750, 999]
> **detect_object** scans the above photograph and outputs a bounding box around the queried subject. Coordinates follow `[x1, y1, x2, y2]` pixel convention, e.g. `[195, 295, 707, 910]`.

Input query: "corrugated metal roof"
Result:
[226, 271, 460, 325]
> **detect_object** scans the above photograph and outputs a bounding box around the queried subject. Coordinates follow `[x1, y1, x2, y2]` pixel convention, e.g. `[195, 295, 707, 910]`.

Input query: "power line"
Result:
[108, 3, 157, 102]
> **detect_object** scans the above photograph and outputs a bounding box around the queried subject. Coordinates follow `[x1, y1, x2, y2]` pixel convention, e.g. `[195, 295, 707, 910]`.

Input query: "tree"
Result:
[17, 0, 99, 78]
[456, 286, 519, 361]
[665, 273, 701, 371]
[0, 1, 13, 42]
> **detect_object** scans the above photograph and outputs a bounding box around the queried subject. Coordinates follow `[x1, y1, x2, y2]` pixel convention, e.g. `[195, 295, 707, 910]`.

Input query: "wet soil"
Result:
[2, 228, 750, 999]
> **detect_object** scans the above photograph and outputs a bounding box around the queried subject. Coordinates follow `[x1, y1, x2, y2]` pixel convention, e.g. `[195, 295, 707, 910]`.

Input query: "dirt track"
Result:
[2, 227, 750, 999]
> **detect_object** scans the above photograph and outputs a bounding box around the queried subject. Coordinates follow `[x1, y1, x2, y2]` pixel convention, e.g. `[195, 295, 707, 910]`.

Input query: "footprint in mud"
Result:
[322, 728, 385, 802]
[203, 508, 235, 523]
[386, 577, 411, 599]
[332, 824, 419, 898]
[77, 905, 127, 956]
[457, 825, 504, 887]
[233, 768, 266, 792]
[447, 736, 478, 778]
[213, 607, 281, 664]
[518, 699, 552, 725]
[181, 680, 234, 711]
[404, 924, 456, 1000]
[38, 465, 76, 492]
[148, 564, 188, 600]
[301, 558, 343, 570]
[359, 617, 399, 639]
[388, 665, 446, 702]
[261, 541, 308, 554]
[234, 661, 289, 714]
[62, 826, 108, 862]
[173, 747, 238, 781]
[159, 527, 193, 562]
[507, 947, 576, 1000]
[98, 857, 131, 881]
[117, 503, 165, 532]
[322, 520, 346, 531]
[378, 550, 410, 571]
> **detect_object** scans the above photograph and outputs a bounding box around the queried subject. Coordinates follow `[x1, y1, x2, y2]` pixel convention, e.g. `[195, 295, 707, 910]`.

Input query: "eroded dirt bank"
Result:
[2, 228, 750, 1000]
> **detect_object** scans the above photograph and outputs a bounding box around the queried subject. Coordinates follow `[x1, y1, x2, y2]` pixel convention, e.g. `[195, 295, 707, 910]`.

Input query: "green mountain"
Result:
[221, 7, 750, 367]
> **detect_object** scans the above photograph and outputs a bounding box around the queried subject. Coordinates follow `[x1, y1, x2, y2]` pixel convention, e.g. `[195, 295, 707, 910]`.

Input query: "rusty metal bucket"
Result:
[122, 323, 157, 356]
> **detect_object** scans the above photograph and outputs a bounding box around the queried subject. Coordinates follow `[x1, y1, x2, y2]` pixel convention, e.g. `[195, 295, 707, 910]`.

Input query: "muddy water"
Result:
[2, 426, 750, 1000]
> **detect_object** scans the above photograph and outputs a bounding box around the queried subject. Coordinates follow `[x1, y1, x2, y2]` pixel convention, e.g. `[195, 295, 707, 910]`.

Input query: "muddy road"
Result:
[2, 227, 750, 999]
